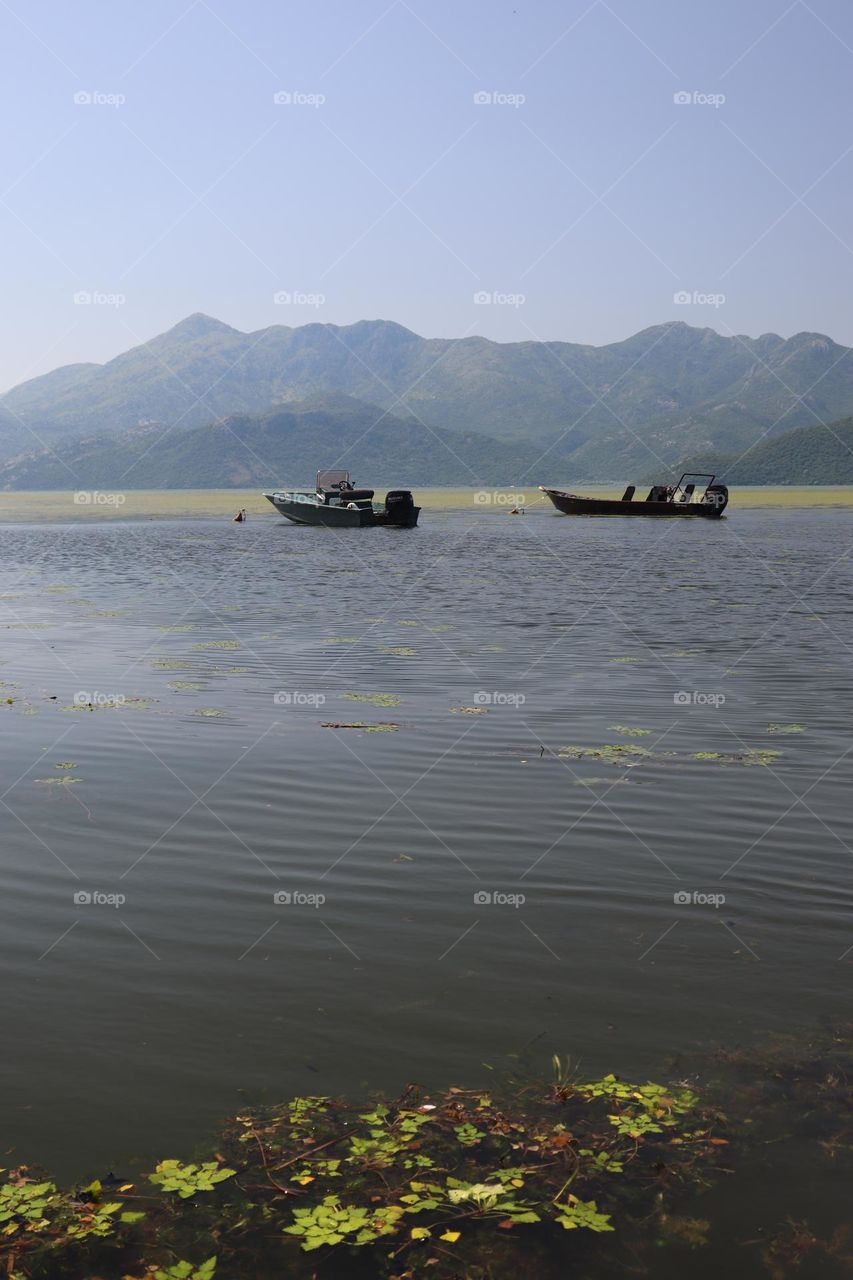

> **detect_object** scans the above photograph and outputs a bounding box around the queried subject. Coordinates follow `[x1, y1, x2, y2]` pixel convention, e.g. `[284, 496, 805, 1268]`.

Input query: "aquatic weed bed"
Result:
[4, 1033, 852, 1279]
[2, 1063, 726, 1279]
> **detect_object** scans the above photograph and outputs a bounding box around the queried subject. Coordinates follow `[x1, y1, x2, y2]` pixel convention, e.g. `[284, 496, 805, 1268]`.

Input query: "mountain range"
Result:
[2, 313, 853, 487]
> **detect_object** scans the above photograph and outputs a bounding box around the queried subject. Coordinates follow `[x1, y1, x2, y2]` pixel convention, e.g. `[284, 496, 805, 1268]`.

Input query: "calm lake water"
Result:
[0, 491, 851, 1229]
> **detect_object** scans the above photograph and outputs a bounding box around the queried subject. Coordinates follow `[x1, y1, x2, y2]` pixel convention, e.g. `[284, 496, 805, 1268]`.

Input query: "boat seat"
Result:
[621, 485, 635, 502]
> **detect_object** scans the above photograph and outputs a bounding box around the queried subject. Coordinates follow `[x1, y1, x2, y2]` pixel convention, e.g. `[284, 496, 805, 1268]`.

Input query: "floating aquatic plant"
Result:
[342, 692, 402, 708]
[194, 708, 226, 717]
[325, 636, 358, 645]
[160, 623, 195, 632]
[168, 680, 204, 691]
[608, 725, 651, 737]
[193, 640, 241, 650]
[321, 721, 399, 732]
[152, 659, 193, 670]
[149, 1160, 236, 1199]
[610, 656, 641, 664]
[451, 706, 488, 714]
[767, 723, 804, 734]
[557, 744, 652, 765]
[381, 646, 416, 657]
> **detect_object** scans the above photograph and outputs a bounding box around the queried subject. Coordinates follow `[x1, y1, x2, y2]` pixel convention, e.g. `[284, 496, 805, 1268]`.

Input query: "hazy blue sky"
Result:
[2, 0, 852, 388]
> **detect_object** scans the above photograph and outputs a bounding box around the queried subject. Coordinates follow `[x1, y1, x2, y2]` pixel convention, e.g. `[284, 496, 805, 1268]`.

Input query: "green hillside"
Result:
[3, 315, 853, 479]
[0, 395, 570, 490]
[673, 415, 853, 484]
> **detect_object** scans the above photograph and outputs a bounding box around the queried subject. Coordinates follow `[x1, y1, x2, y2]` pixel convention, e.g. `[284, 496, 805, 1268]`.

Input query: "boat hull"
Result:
[540, 488, 727, 519]
[265, 495, 420, 528]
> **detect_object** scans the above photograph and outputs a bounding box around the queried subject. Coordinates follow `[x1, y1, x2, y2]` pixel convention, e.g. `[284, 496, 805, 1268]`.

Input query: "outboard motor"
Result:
[384, 489, 416, 524]
[703, 483, 729, 515]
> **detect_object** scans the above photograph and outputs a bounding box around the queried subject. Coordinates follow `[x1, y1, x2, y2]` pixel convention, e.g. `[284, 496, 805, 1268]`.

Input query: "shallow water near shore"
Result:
[0, 492, 851, 1255]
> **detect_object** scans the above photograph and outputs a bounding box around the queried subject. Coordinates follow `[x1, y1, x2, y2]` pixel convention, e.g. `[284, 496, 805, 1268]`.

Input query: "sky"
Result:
[1, 0, 853, 389]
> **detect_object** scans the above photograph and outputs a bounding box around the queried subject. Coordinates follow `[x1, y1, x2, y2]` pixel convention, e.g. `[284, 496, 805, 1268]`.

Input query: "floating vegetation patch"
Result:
[54, 762, 77, 769]
[480, 644, 505, 651]
[91, 609, 130, 618]
[397, 619, 419, 626]
[691, 749, 782, 766]
[767, 723, 805, 734]
[3, 622, 50, 629]
[610, 655, 641, 664]
[0, 1064, 733, 1280]
[211, 665, 250, 674]
[44, 585, 70, 593]
[36, 775, 82, 785]
[608, 724, 651, 737]
[325, 636, 358, 645]
[451, 705, 489, 714]
[557, 744, 653, 765]
[667, 649, 699, 657]
[159, 623, 195, 633]
[168, 680, 205, 691]
[152, 659, 193, 670]
[381, 646, 416, 657]
[194, 708, 226, 718]
[342, 692, 402, 708]
[193, 640, 241, 651]
[321, 721, 399, 732]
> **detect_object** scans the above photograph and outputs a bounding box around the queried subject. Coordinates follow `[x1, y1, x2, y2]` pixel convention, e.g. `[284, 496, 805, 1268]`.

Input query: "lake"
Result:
[0, 489, 850, 1231]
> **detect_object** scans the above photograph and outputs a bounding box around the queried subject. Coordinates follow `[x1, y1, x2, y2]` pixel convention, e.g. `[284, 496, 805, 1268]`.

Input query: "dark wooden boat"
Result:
[265, 470, 420, 529]
[540, 473, 728, 519]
